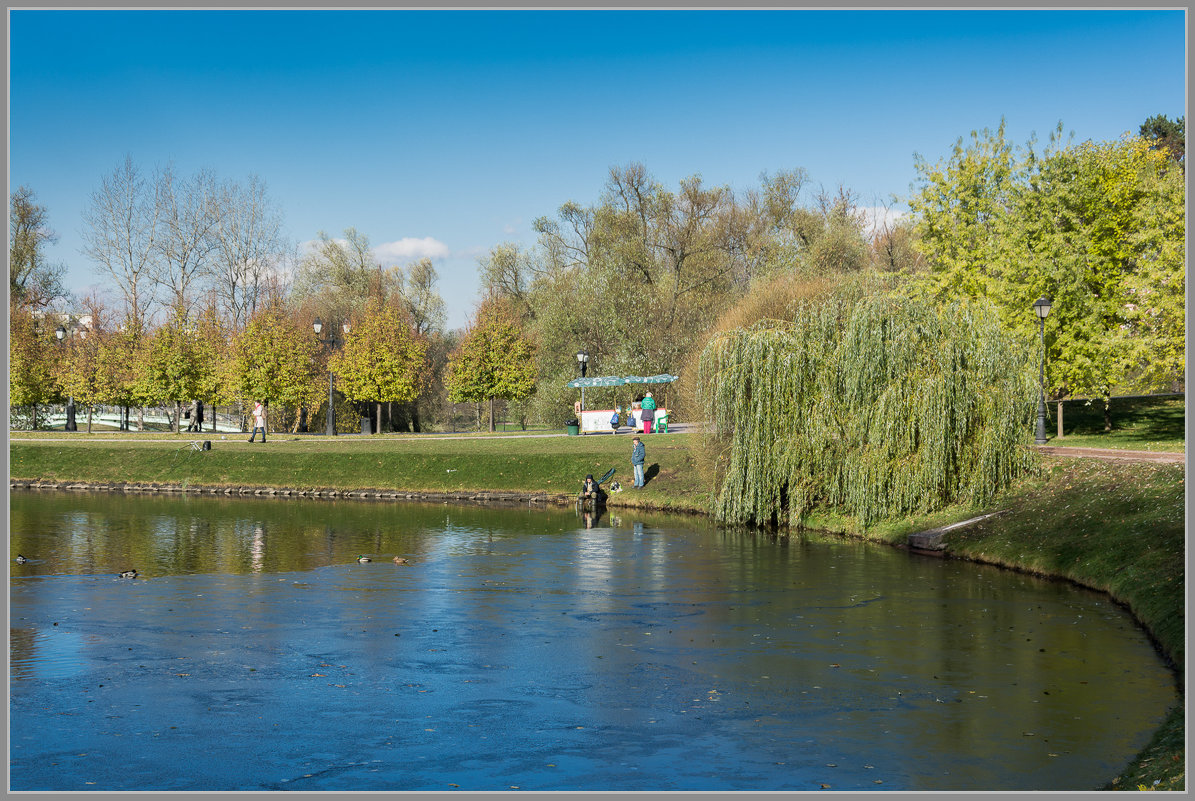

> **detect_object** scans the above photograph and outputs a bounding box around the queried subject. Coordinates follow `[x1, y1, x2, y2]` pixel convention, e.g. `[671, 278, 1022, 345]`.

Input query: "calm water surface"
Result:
[9, 491, 1177, 792]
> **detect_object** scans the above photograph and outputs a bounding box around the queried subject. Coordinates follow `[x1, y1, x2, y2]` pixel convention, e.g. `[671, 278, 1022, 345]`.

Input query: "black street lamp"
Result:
[54, 324, 78, 432]
[314, 317, 351, 436]
[1033, 296, 1052, 445]
[575, 349, 590, 412]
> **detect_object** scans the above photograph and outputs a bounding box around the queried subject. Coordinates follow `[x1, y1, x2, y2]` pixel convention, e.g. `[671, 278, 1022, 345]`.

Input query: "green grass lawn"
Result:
[9, 431, 709, 512]
[1046, 394, 1185, 452]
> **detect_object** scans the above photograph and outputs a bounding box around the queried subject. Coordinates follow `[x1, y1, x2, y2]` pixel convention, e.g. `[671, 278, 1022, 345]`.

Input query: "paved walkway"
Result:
[1036, 445, 1185, 464]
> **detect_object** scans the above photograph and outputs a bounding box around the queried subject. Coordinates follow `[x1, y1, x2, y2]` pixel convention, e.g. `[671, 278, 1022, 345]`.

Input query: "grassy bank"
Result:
[7, 432, 709, 513]
[8, 431, 1184, 789]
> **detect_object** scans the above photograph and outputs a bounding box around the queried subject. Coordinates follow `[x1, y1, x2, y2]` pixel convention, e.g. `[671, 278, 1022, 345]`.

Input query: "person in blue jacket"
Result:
[631, 436, 646, 488]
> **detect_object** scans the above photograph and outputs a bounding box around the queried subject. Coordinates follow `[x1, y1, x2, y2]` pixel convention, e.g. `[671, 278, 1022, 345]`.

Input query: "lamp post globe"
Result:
[54, 325, 77, 431]
[314, 318, 340, 436]
[1033, 296, 1052, 445]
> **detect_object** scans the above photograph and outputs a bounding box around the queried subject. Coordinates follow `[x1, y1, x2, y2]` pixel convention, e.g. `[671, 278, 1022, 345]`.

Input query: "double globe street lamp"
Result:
[54, 323, 84, 432]
[1033, 296, 1052, 445]
[314, 318, 350, 436]
[575, 349, 590, 412]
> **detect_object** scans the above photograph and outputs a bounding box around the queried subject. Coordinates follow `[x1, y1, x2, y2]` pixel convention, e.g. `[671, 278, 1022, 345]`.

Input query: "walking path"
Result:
[10, 425, 1184, 464]
[1035, 445, 1185, 465]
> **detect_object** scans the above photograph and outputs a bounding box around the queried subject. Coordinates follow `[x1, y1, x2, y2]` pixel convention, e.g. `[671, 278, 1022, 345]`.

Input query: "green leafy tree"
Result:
[8, 305, 57, 428]
[330, 301, 429, 433]
[226, 306, 322, 431]
[1139, 113, 1184, 169]
[57, 320, 105, 433]
[446, 298, 537, 432]
[91, 321, 139, 429]
[909, 122, 1185, 416]
[908, 121, 1016, 300]
[136, 307, 222, 433]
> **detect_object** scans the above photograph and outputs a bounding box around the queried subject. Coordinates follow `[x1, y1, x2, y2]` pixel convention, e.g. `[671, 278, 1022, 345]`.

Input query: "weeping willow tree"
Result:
[698, 290, 1039, 528]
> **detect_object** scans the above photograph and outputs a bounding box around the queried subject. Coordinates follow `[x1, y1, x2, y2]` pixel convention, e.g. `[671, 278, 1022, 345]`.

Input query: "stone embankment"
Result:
[8, 479, 579, 508]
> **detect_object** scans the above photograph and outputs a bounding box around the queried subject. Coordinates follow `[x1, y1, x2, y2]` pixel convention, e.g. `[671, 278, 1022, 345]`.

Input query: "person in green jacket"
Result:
[641, 392, 656, 434]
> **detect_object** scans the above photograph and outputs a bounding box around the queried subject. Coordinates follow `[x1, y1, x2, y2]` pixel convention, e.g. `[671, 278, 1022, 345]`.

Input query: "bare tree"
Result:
[477, 242, 541, 319]
[398, 257, 446, 336]
[80, 156, 161, 332]
[213, 174, 285, 330]
[291, 227, 379, 323]
[154, 165, 221, 318]
[9, 185, 68, 310]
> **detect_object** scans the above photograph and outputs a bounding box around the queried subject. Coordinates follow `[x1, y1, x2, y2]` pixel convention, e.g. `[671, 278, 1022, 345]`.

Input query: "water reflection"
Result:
[8, 490, 1178, 793]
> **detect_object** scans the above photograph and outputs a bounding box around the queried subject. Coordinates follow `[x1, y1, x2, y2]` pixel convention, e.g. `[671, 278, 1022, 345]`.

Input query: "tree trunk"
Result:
[175, 400, 182, 434]
[376, 401, 382, 435]
[1056, 400, 1063, 439]
[31, 403, 38, 431]
[1103, 398, 1112, 433]
[138, 406, 144, 432]
[87, 407, 93, 434]
[489, 398, 495, 432]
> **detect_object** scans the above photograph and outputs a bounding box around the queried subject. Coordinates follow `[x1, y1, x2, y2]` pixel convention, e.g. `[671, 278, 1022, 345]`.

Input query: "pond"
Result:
[9, 491, 1178, 792]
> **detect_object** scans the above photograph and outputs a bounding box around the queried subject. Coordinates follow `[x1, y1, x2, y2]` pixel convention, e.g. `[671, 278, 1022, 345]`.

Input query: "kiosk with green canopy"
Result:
[566, 374, 678, 433]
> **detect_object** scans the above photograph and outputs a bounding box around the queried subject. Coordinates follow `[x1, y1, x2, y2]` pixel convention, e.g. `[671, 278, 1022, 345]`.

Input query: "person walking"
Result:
[610, 407, 621, 434]
[631, 436, 646, 488]
[248, 400, 267, 443]
[186, 399, 203, 432]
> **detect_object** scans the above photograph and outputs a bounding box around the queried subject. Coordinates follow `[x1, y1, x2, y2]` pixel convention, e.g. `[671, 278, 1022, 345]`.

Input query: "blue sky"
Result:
[8, 8, 1187, 330]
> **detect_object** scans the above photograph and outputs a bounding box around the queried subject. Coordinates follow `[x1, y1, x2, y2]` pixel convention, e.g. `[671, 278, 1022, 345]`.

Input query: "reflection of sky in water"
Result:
[7, 493, 1181, 793]
[10, 625, 91, 681]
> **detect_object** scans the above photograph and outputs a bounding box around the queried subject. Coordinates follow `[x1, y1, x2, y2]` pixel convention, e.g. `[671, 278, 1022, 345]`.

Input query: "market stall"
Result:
[565, 374, 678, 434]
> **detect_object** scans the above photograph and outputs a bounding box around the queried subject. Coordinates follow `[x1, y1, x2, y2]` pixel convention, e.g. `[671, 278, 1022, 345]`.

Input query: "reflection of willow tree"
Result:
[698, 287, 1038, 527]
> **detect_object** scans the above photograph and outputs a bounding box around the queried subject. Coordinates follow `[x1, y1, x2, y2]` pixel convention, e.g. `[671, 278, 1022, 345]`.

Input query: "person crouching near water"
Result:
[579, 473, 606, 507]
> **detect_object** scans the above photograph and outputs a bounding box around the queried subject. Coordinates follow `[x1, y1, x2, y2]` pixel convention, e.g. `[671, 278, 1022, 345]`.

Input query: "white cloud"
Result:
[859, 206, 907, 238]
[373, 237, 451, 265]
